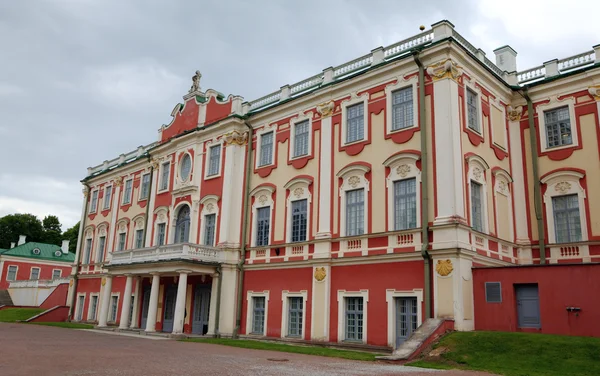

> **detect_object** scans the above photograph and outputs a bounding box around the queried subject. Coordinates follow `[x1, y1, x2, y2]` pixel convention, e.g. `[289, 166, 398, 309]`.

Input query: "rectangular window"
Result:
[471, 181, 483, 232]
[84, 238, 92, 264]
[76, 295, 85, 321]
[96, 236, 106, 263]
[140, 174, 151, 200]
[129, 294, 135, 324]
[485, 282, 502, 303]
[291, 199, 308, 242]
[552, 194, 582, 243]
[394, 178, 417, 230]
[30, 268, 40, 280]
[117, 233, 126, 251]
[346, 189, 364, 236]
[346, 103, 364, 143]
[52, 269, 61, 279]
[203, 214, 216, 246]
[109, 296, 118, 322]
[256, 207, 271, 247]
[135, 229, 144, 249]
[259, 132, 274, 167]
[156, 223, 166, 246]
[293, 121, 309, 157]
[160, 162, 170, 191]
[122, 179, 133, 204]
[288, 297, 303, 337]
[208, 145, 221, 176]
[467, 88, 480, 132]
[252, 296, 265, 334]
[103, 186, 112, 210]
[392, 87, 414, 130]
[345, 297, 364, 341]
[545, 106, 572, 148]
[7, 266, 17, 281]
[89, 295, 98, 320]
[90, 190, 99, 213]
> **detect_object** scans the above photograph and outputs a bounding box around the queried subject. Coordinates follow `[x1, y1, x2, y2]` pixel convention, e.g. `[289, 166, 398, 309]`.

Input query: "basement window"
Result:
[485, 282, 502, 303]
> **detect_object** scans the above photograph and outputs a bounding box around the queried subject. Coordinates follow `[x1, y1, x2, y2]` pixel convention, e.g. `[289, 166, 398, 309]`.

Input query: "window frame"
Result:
[340, 94, 369, 146]
[536, 98, 579, 153]
[466, 156, 489, 235]
[122, 178, 133, 205]
[117, 232, 126, 252]
[83, 237, 93, 264]
[470, 180, 484, 233]
[337, 290, 369, 344]
[6, 265, 18, 281]
[134, 229, 144, 249]
[178, 152, 193, 182]
[384, 152, 421, 234]
[88, 294, 99, 321]
[30, 267, 40, 280]
[385, 76, 418, 136]
[246, 291, 269, 336]
[139, 173, 151, 201]
[250, 186, 275, 248]
[337, 164, 370, 238]
[96, 235, 106, 263]
[75, 294, 86, 321]
[108, 294, 119, 323]
[290, 117, 312, 159]
[258, 131, 275, 167]
[158, 161, 171, 192]
[385, 289, 423, 348]
[103, 185, 112, 210]
[89, 189, 99, 214]
[205, 143, 223, 179]
[280, 290, 308, 339]
[485, 282, 502, 303]
[390, 86, 415, 131]
[52, 269, 62, 279]
[544, 106, 573, 149]
[255, 206, 271, 247]
[466, 87, 481, 133]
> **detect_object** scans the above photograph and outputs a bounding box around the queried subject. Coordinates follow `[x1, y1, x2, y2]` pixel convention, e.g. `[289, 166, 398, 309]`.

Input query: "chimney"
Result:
[61, 240, 70, 254]
[10, 242, 15, 249]
[18, 235, 26, 246]
[494, 45, 518, 73]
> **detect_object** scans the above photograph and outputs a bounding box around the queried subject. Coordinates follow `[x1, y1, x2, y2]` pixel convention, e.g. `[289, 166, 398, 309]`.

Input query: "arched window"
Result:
[174, 205, 191, 243]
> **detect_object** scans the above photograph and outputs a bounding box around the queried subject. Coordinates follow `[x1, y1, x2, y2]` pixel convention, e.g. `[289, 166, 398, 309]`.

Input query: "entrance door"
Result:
[140, 287, 150, 329]
[192, 286, 211, 335]
[396, 297, 418, 347]
[162, 286, 177, 333]
[516, 284, 541, 328]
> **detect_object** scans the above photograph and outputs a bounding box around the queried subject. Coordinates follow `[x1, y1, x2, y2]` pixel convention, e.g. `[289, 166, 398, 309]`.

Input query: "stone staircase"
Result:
[377, 318, 454, 361]
[0, 290, 13, 306]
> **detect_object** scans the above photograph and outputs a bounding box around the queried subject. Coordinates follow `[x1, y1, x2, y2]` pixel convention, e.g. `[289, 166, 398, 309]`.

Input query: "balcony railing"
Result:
[109, 243, 226, 266]
[9, 278, 70, 289]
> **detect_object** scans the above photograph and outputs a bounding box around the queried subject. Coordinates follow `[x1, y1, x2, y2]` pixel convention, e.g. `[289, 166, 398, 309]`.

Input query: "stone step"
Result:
[0, 290, 13, 306]
[377, 318, 453, 361]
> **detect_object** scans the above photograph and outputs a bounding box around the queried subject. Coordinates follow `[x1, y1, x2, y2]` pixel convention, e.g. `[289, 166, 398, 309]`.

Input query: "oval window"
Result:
[180, 154, 192, 181]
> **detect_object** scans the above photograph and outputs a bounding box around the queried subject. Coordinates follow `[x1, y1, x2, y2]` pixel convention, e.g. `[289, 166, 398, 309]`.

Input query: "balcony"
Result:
[109, 243, 228, 266]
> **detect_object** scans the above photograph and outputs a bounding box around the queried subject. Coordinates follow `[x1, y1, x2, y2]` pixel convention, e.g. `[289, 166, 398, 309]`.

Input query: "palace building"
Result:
[68, 20, 600, 347]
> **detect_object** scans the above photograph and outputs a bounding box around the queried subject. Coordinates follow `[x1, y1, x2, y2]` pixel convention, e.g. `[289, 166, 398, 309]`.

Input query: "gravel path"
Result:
[0, 323, 493, 376]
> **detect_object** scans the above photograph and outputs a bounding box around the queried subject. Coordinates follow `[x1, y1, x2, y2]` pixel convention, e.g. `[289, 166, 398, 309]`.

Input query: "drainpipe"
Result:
[68, 182, 90, 320]
[233, 120, 254, 338]
[521, 89, 546, 264]
[214, 265, 222, 336]
[413, 50, 432, 319]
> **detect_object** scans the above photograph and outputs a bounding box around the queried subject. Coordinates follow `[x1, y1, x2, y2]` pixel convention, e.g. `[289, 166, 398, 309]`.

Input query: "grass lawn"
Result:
[182, 338, 379, 361]
[0, 308, 45, 322]
[408, 331, 600, 376]
[28, 322, 94, 329]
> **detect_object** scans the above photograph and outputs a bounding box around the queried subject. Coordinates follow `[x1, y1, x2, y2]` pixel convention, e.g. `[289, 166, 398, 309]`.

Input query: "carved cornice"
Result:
[588, 86, 600, 101]
[223, 130, 249, 146]
[426, 59, 463, 82]
[507, 105, 523, 121]
[317, 100, 335, 118]
[114, 176, 124, 187]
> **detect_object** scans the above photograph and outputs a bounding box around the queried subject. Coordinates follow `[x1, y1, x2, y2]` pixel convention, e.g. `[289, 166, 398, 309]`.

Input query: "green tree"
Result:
[41, 215, 63, 246]
[0, 214, 44, 249]
[62, 222, 80, 253]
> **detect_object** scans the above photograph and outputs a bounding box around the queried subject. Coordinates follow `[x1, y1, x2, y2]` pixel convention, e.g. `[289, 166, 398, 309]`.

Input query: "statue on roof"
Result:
[189, 70, 202, 93]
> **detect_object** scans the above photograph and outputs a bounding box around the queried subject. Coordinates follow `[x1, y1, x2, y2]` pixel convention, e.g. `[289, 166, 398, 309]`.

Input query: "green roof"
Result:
[1, 242, 75, 263]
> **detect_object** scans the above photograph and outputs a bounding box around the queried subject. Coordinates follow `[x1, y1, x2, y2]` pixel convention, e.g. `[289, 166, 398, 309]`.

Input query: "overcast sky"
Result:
[1, 0, 599, 230]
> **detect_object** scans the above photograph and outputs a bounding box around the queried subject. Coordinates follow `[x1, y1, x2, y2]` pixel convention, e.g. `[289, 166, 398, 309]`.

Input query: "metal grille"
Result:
[160, 162, 170, 190]
[140, 174, 150, 199]
[135, 230, 144, 249]
[294, 120, 309, 157]
[208, 145, 221, 176]
[485, 282, 502, 303]
[345, 297, 364, 341]
[544, 107, 572, 148]
[470, 181, 483, 232]
[291, 199, 308, 242]
[259, 132, 274, 166]
[123, 179, 133, 204]
[346, 103, 364, 143]
[256, 207, 271, 246]
[392, 87, 414, 130]
[552, 194, 582, 243]
[288, 297, 303, 337]
[394, 178, 417, 230]
[467, 88, 480, 132]
[252, 297, 265, 334]
[156, 223, 166, 246]
[97, 236, 106, 263]
[203, 214, 216, 246]
[103, 186, 112, 209]
[346, 189, 364, 236]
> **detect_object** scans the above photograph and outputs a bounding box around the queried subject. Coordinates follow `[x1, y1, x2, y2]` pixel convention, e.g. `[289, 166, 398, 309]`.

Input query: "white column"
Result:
[172, 271, 190, 334]
[145, 273, 160, 332]
[119, 275, 133, 329]
[314, 110, 333, 258]
[130, 276, 142, 329]
[206, 272, 220, 336]
[144, 169, 159, 247]
[219, 141, 246, 248]
[509, 118, 529, 244]
[107, 184, 122, 256]
[98, 275, 113, 327]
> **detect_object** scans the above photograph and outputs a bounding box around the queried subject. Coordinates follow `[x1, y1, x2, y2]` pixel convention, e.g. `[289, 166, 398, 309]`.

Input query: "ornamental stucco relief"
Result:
[554, 181, 572, 194]
[396, 164, 411, 178]
[436, 259, 454, 277]
[348, 176, 361, 188]
[314, 267, 327, 282]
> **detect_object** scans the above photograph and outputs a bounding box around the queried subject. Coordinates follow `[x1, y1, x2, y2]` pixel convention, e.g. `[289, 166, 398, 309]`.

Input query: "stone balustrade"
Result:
[109, 243, 228, 266]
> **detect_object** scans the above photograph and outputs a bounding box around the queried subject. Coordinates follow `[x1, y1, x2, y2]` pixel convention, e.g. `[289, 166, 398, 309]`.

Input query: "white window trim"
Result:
[464, 77, 484, 136]
[87, 293, 99, 321]
[177, 151, 194, 184]
[121, 178, 133, 205]
[131, 215, 146, 249]
[466, 155, 490, 235]
[83, 228, 94, 264]
[337, 164, 370, 238]
[536, 96, 579, 153]
[138, 173, 151, 201]
[385, 76, 418, 134]
[490, 98, 508, 150]
[153, 207, 169, 246]
[89, 189, 99, 214]
[255, 124, 277, 168]
[199, 195, 220, 247]
[289, 114, 313, 160]
[52, 269, 62, 279]
[493, 169, 514, 242]
[158, 159, 172, 193]
[341, 93, 369, 146]
[116, 219, 129, 252]
[281, 290, 308, 339]
[246, 290, 270, 336]
[250, 186, 275, 248]
[103, 185, 112, 210]
[75, 293, 86, 321]
[95, 226, 108, 263]
[385, 289, 423, 348]
[337, 289, 369, 344]
[29, 267, 40, 280]
[284, 178, 312, 250]
[168, 201, 193, 245]
[108, 293, 120, 323]
[204, 139, 224, 180]
[541, 170, 588, 244]
[383, 152, 421, 232]
[6, 265, 18, 281]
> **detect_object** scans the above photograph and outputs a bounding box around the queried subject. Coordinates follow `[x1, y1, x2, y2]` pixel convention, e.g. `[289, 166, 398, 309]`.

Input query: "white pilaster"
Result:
[107, 184, 122, 254]
[206, 273, 220, 336]
[145, 273, 160, 332]
[310, 265, 331, 341]
[508, 117, 529, 244]
[98, 275, 113, 327]
[130, 276, 141, 329]
[172, 271, 190, 334]
[218, 142, 246, 248]
[217, 266, 237, 336]
[144, 169, 159, 246]
[119, 275, 133, 329]
[315, 112, 333, 258]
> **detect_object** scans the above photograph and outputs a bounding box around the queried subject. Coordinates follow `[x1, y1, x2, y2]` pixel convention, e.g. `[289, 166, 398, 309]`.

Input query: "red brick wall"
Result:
[0, 260, 71, 289]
